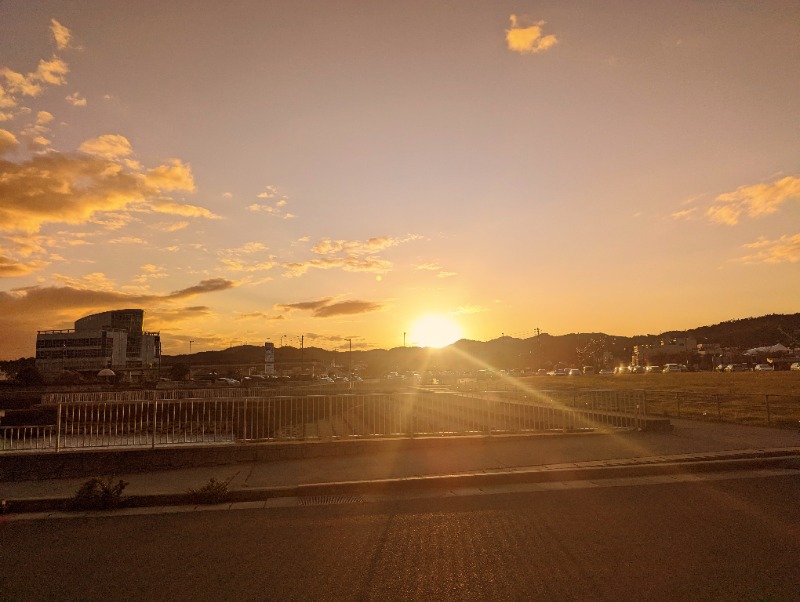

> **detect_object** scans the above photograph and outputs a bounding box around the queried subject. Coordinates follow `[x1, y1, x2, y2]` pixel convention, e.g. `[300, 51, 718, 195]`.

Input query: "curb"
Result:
[4, 452, 798, 515]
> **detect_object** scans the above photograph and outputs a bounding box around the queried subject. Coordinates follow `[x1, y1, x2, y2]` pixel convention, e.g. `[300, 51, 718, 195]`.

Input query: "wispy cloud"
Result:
[707, 176, 800, 225]
[671, 207, 698, 220]
[248, 185, 293, 218]
[738, 234, 800, 264]
[50, 19, 73, 51]
[0, 255, 49, 277]
[451, 305, 487, 315]
[276, 297, 384, 317]
[506, 15, 558, 55]
[235, 311, 285, 321]
[65, 91, 86, 106]
[283, 235, 421, 277]
[218, 242, 276, 273]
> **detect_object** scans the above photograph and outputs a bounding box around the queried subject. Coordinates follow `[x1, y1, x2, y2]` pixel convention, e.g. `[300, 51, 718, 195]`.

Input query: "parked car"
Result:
[215, 377, 240, 386]
[645, 366, 661, 373]
[631, 365, 645, 374]
[615, 366, 631, 375]
[663, 364, 681, 373]
[567, 368, 581, 376]
[791, 362, 800, 371]
[537, 369, 547, 376]
[724, 364, 749, 372]
[599, 368, 614, 375]
[753, 363, 774, 371]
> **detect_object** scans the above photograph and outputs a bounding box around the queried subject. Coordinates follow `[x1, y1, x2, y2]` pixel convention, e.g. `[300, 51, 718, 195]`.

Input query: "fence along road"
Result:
[1, 386, 645, 452]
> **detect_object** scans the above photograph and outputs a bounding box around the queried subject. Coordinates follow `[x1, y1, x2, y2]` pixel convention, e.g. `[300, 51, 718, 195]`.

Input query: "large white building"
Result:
[36, 309, 161, 378]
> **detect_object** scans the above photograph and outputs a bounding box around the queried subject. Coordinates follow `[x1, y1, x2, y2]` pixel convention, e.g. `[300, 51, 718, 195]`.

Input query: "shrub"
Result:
[66, 476, 129, 511]
[187, 475, 236, 505]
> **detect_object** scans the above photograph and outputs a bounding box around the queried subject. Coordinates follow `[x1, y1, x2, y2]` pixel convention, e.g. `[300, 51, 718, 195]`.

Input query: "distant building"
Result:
[36, 309, 160, 379]
[633, 337, 697, 365]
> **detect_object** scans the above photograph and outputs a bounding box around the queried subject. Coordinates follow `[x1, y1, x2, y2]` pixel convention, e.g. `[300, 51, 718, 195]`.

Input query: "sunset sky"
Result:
[1, 1, 798, 359]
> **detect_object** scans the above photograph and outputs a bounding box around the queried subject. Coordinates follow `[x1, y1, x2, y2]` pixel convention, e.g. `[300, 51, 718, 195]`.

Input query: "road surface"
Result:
[2, 474, 798, 600]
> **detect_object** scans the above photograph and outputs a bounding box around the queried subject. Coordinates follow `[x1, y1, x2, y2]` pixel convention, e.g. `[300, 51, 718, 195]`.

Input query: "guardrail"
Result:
[1, 389, 644, 452]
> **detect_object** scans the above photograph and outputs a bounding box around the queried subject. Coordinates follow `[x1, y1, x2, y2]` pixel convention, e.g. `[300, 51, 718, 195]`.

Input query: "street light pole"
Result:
[189, 340, 194, 355]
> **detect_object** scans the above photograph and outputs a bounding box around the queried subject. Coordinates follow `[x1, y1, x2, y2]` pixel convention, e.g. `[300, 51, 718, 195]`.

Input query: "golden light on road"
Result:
[408, 314, 463, 348]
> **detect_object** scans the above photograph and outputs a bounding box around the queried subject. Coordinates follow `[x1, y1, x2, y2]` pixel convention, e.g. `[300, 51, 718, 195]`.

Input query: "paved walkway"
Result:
[2, 418, 799, 506]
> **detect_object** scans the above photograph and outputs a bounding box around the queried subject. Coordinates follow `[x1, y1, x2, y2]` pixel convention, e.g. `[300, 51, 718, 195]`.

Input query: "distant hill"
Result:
[663, 314, 800, 348]
[159, 313, 799, 375]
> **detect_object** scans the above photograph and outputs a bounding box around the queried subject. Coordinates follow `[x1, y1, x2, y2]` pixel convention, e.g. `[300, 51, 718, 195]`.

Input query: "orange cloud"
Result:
[739, 234, 800, 264]
[0, 129, 18, 155]
[506, 15, 558, 55]
[276, 297, 383, 317]
[79, 134, 134, 160]
[65, 92, 87, 106]
[707, 176, 800, 225]
[0, 149, 214, 233]
[0, 256, 49, 277]
[50, 19, 72, 50]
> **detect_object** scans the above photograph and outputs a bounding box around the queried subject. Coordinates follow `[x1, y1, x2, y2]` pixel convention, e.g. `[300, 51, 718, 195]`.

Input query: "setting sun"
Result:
[408, 315, 463, 348]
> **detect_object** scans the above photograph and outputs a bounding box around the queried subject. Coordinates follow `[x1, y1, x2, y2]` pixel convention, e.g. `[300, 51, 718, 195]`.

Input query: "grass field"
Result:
[516, 371, 800, 396]
[462, 372, 800, 429]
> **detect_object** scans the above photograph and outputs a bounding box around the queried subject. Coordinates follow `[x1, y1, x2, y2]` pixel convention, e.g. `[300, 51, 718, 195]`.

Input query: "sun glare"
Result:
[409, 314, 463, 348]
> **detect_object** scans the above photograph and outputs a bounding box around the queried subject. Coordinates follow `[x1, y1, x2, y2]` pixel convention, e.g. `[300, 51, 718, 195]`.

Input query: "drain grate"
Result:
[299, 494, 364, 506]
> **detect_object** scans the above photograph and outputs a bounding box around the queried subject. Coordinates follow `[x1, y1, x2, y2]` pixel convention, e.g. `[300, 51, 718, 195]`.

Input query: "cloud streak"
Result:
[707, 176, 800, 225]
[738, 234, 800, 264]
[283, 235, 421, 277]
[276, 297, 384, 317]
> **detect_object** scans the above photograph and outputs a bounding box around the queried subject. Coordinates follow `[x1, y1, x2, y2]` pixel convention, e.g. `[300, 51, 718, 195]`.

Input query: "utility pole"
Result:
[300, 335, 304, 380]
[404, 332, 406, 348]
[189, 340, 194, 355]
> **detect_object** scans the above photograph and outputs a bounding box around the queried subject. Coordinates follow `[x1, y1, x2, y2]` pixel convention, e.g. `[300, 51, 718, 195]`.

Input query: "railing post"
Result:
[55, 402, 62, 453]
[765, 394, 771, 425]
[152, 399, 157, 449]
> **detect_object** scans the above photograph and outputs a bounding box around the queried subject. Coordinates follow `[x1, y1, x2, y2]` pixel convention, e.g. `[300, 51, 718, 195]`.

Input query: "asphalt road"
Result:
[2, 475, 799, 601]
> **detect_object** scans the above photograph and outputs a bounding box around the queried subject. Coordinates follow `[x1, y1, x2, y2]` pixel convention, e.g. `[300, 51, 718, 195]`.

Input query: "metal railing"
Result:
[642, 390, 800, 427]
[1, 389, 644, 452]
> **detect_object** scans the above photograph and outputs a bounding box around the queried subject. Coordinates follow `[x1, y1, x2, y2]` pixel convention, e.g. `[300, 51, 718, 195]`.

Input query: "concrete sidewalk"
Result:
[2, 418, 799, 512]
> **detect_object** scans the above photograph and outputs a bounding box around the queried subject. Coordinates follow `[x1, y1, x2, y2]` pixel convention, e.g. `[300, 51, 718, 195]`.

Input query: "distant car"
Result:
[582, 366, 594, 374]
[215, 377, 239, 386]
[537, 369, 547, 376]
[631, 365, 645, 374]
[567, 368, 581, 376]
[645, 366, 661, 373]
[598, 369, 614, 375]
[724, 364, 749, 372]
[663, 364, 681, 373]
[791, 362, 800, 371]
[753, 363, 774, 371]
[615, 366, 631, 375]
